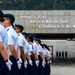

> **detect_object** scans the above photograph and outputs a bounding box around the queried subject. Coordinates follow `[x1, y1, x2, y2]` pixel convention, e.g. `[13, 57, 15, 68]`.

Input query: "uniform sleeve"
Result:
[39, 45, 43, 53]
[29, 44, 34, 52]
[35, 45, 39, 54]
[0, 33, 2, 42]
[43, 50, 46, 56]
[23, 43, 28, 54]
[47, 50, 51, 57]
[8, 34, 14, 45]
[27, 45, 31, 55]
[18, 37, 23, 47]
[33, 44, 37, 51]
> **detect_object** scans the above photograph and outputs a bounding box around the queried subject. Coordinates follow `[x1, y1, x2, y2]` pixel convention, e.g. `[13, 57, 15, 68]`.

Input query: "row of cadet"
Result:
[0, 9, 51, 75]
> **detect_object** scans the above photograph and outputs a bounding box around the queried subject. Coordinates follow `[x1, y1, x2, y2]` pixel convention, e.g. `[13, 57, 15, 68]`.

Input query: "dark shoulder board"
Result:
[7, 29, 9, 31]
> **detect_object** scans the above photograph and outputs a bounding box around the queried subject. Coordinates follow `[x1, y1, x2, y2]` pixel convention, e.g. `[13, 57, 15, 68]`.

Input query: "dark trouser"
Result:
[24, 66, 28, 75]
[38, 55, 44, 75]
[19, 56, 24, 75]
[28, 64, 33, 75]
[34, 63, 38, 75]
[10, 56, 19, 75]
[19, 62, 28, 75]
[48, 63, 51, 75]
[45, 61, 51, 75]
[19, 62, 24, 75]
[45, 61, 49, 75]
[28, 55, 35, 75]
[19, 56, 28, 75]
[0, 54, 10, 75]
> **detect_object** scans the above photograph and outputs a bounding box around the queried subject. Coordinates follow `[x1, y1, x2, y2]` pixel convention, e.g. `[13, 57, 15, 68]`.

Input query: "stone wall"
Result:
[41, 40, 75, 58]
[3, 10, 75, 33]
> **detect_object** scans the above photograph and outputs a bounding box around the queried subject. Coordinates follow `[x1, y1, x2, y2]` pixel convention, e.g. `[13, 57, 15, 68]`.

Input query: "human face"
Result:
[35, 40, 38, 44]
[14, 27, 20, 33]
[27, 37, 30, 42]
[23, 35, 27, 39]
[43, 46, 45, 49]
[2, 17, 10, 28]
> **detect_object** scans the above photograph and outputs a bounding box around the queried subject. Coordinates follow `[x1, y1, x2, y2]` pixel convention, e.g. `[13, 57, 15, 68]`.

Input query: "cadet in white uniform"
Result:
[42, 44, 51, 75]
[14, 25, 32, 75]
[2, 14, 22, 75]
[22, 32, 33, 65]
[27, 35, 38, 75]
[0, 10, 12, 75]
[30, 34, 40, 75]
[35, 38, 45, 75]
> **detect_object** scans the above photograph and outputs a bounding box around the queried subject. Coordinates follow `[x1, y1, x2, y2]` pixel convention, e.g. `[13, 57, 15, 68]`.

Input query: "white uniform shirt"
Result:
[43, 49, 46, 57]
[43, 49, 51, 57]
[18, 33, 28, 54]
[27, 43, 31, 55]
[33, 42, 39, 55]
[6, 26, 18, 55]
[47, 50, 51, 57]
[0, 24, 8, 50]
[33, 41, 37, 51]
[29, 42, 35, 55]
[35, 44, 43, 55]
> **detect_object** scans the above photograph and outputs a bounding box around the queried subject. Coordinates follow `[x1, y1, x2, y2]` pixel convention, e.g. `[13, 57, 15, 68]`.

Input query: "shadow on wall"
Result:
[54, 51, 75, 62]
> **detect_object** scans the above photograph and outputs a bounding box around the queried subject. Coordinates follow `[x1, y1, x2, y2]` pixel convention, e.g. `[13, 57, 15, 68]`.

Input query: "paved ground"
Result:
[50, 63, 75, 75]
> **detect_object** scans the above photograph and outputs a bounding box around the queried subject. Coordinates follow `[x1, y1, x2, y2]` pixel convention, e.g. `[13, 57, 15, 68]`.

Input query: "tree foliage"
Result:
[0, 0, 75, 10]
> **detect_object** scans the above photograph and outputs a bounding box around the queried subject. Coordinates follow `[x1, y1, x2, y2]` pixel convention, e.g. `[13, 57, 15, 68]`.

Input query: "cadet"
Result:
[22, 32, 33, 66]
[0, 10, 12, 75]
[35, 38, 45, 75]
[42, 44, 51, 75]
[22, 32, 35, 75]
[14, 24, 32, 75]
[2, 14, 22, 75]
[30, 34, 40, 75]
[27, 35, 38, 75]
